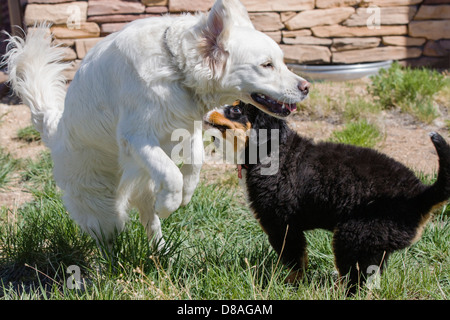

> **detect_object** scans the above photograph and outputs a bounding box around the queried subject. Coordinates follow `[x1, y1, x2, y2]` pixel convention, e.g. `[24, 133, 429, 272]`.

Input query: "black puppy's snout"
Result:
[298, 80, 310, 95]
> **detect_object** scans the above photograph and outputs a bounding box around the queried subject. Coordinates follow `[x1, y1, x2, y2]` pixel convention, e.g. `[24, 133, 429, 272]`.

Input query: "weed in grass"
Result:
[329, 119, 382, 148]
[369, 62, 448, 123]
[0, 148, 19, 189]
[298, 81, 382, 123]
[297, 83, 346, 119]
[17, 125, 41, 143]
[343, 96, 382, 122]
[20, 151, 55, 193]
[436, 77, 450, 107]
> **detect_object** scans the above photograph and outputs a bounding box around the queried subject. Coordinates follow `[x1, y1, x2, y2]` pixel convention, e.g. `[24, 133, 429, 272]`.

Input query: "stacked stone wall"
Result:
[23, 0, 450, 79]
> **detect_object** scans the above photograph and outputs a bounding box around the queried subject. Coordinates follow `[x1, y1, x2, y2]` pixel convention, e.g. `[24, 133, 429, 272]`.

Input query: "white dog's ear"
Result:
[222, 0, 254, 29]
[199, 0, 254, 78]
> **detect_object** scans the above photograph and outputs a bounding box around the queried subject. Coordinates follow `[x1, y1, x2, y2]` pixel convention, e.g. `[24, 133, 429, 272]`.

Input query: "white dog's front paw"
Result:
[151, 235, 167, 253]
[181, 185, 196, 206]
[155, 189, 183, 218]
[180, 168, 201, 207]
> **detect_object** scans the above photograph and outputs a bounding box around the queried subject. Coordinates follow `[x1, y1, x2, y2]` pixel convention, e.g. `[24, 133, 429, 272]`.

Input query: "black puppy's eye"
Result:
[231, 106, 242, 114]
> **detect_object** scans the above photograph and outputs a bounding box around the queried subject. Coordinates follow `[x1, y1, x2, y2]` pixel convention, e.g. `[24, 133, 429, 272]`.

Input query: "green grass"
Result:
[298, 63, 448, 126]
[0, 148, 19, 189]
[17, 125, 41, 143]
[329, 119, 382, 148]
[369, 62, 448, 123]
[0, 150, 449, 300]
[342, 96, 382, 122]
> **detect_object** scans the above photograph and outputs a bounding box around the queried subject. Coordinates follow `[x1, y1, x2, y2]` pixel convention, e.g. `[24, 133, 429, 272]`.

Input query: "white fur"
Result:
[4, 0, 308, 250]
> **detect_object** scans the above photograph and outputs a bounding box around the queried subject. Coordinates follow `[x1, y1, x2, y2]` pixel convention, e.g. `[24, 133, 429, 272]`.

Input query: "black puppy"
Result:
[204, 102, 450, 293]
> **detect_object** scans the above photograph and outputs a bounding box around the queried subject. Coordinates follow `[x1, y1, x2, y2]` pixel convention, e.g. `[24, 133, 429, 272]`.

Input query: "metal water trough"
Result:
[288, 60, 393, 81]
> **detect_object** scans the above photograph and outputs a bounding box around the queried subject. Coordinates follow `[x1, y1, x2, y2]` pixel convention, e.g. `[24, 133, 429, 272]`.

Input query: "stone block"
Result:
[100, 23, 128, 35]
[332, 46, 422, 63]
[280, 44, 331, 64]
[359, 0, 422, 6]
[312, 25, 407, 37]
[53, 38, 76, 47]
[168, 0, 213, 12]
[61, 46, 77, 61]
[281, 12, 296, 23]
[24, 2, 87, 26]
[264, 31, 282, 43]
[285, 7, 354, 30]
[249, 13, 283, 32]
[423, 40, 450, 57]
[440, 40, 450, 50]
[402, 56, 449, 69]
[343, 6, 417, 26]
[284, 36, 332, 46]
[75, 37, 104, 59]
[382, 36, 426, 46]
[28, 0, 74, 3]
[414, 5, 450, 20]
[51, 22, 100, 39]
[283, 30, 313, 39]
[331, 37, 380, 51]
[88, 0, 145, 16]
[409, 20, 450, 40]
[423, 0, 450, 3]
[141, 0, 168, 6]
[145, 6, 168, 13]
[87, 14, 155, 24]
[315, 0, 362, 8]
[241, 0, 314, 12]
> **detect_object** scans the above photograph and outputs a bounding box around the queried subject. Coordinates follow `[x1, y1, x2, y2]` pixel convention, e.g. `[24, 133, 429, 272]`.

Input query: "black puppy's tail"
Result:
[418, 132, 450, 209]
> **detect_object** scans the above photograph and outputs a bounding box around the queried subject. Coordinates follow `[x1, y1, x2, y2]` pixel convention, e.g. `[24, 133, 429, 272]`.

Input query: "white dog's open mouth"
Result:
[251, 93, 297, 117]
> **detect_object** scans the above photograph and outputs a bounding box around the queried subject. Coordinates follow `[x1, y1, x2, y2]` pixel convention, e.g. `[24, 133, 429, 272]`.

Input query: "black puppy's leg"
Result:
[333, 242, 360, 294]
[260, 220, 308, 283]
[333, 222, 390, 295]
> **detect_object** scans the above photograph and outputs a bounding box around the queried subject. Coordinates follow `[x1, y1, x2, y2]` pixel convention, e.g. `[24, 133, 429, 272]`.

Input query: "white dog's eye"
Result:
[261, 61, 274, 69]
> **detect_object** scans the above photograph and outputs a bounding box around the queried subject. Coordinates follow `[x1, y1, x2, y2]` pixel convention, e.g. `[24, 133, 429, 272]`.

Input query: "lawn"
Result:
[0, 152, 449, 300]
[0, 63, 449, 300]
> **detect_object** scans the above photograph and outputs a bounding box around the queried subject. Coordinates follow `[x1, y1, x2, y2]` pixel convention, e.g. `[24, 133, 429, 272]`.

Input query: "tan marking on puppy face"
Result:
[207, 110, 251, 153]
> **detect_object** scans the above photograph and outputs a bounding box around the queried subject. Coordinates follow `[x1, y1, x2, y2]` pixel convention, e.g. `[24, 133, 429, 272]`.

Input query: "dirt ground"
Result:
[290, 113, 446, 176]
[0, 79, 449, 210]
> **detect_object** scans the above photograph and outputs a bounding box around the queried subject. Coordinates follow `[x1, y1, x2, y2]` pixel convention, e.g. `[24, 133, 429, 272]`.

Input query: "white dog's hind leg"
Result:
[63, 192, 126, 252]
[131, 194, 166, 251]
[120, 164, 167, 252]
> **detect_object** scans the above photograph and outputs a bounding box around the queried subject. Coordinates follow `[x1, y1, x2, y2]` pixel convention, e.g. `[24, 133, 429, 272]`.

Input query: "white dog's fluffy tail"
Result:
[2, 25, 67, 146]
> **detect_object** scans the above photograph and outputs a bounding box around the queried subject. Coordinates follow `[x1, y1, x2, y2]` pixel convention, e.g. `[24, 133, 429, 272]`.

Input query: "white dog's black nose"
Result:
[298, 80, 310, 95]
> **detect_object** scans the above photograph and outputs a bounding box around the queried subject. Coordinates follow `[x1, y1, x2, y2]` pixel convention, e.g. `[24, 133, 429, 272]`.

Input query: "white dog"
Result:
[4, 0, 309, 250]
